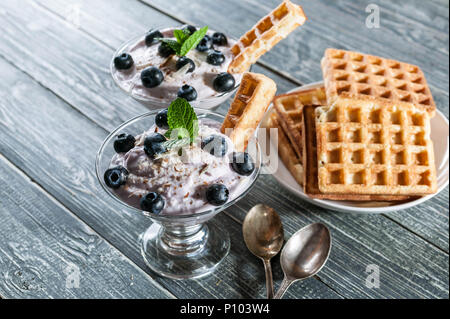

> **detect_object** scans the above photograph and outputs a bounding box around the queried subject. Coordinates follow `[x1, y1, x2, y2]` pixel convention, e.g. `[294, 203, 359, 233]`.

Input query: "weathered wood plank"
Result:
[8, 0, 448, 298]
[0, 57, 340, 299]
[385, 191, 449, 253]
[142, 0, 449, 116]
[0, 155, 174, 299]
[370, 0, 449, 36]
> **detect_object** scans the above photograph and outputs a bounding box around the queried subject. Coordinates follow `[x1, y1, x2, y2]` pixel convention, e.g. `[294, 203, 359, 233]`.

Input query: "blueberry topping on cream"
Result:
[140, 192, 165, 214]
[206, 50, 225, 66]
[183, 25, 197, 35]
[231, 152, 255, 176]
[155, 109, 169, 129]
[141, 67, 164, 88]
[212, 32, 228, 46]
[104, 166, 129, 189]
[114, 53, 134, 70]
[196, 35, 212, 52]
[144, 133, 167, 158]
[202, 135, 228, 157]
[114, 133, 136, 153]
[145, 29, 163, 46]
[177, 85, 198, 101]
[206, 184, 229, 206]
[176, 56, 196, 73]
[158, 42, 175, 57]
[213, 73, 236, 92]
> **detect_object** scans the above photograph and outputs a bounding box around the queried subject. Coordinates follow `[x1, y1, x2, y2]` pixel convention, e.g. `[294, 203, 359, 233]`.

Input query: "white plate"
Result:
[260, 82, 449, 214]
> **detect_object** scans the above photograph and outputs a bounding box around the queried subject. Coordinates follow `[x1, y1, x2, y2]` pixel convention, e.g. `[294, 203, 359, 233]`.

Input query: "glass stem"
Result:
[159, 223, 208, 256]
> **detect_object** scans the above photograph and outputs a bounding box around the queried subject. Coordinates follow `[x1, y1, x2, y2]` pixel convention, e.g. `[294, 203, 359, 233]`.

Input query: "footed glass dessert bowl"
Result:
[110, 25, 244, 110]
[96, 109, 261, 279]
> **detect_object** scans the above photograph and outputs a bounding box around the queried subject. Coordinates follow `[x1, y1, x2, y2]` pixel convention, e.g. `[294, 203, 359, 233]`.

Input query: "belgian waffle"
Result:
[221, 72, 277, 152]
[315, 97, 437, 196]
[266, 113, 303, 186]
[303, 104, 411, 201]
[273, 86, 327, 159]
[321, 48, 436, 116]
[228, 0, 307, 74]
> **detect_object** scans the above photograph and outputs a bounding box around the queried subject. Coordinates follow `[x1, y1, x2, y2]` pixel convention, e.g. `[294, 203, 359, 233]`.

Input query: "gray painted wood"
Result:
[0, 56, 340, 299]
[0, 0, 448, 299]
[0, 154, 174, 299]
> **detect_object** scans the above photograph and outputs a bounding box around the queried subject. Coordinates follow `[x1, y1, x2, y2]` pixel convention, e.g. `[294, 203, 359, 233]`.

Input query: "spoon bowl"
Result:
[243, 204, 284, 298]
[274, 223, 331, 298]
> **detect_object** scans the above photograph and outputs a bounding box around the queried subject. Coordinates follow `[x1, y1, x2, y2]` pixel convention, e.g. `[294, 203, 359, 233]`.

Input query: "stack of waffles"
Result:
[270, 48, 438, 201]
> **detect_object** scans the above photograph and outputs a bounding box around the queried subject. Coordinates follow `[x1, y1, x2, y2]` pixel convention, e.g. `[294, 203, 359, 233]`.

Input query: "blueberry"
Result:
[231, 152, 255, 176]
[144, 133, 167, 158]
[141, 66, 164, 88]
[206, 184, 229, 206]
[183, 25, 197, 35]
[206, 50, 225, 66]
[201, 135, 228, 157]
[158, 42, 175, 57]
[140, 192, 165, 214]
[177, 85, 198, 101]
[113, 133, 136, 153]
[212, 32, 228, 46]
[145, 29, 163, 46]
[196, 35, 212, 52]
[104, 166, 129, 189]
[155, 109, 169, 129]
[213, 73, 236, 93]
[146, 133, 166, 143]
[176, 56, 195, 73]
[114, 53, 134, 70]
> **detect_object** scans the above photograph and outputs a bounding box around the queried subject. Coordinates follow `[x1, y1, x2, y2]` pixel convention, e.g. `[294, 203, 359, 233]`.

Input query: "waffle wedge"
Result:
[266, 113, 303, 186]
[273, 86, 327, 159]
[228, 0, 307, 74]
[321, 48, 436, 116]
[303, 104, 411, 201]
[315, 97, 437, 196]
[221, 72, 277, 151]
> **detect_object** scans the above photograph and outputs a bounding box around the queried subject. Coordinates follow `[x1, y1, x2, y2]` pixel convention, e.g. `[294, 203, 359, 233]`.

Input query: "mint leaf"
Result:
[167, 98, 198, 142]
[173, 29, 190, 44]
[179, 26, 208, 57]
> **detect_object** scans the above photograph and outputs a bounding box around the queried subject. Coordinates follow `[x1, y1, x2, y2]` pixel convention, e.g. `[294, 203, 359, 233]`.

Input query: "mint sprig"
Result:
[164, 98, 198, 143]
[158, 26, 209, 57]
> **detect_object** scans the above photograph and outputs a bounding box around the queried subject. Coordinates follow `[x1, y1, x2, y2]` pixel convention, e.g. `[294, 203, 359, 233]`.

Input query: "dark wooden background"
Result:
[0, 0, 448, 298]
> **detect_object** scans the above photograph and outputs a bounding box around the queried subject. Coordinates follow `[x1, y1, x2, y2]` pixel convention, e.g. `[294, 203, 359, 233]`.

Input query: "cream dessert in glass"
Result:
[96, 99, 261, 279]
[111, 25, 243, 109]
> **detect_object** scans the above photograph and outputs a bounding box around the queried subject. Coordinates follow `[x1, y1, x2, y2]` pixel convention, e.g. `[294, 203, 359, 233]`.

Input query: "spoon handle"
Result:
[262, 259, 274, 299]
[274, 277, 292, 299]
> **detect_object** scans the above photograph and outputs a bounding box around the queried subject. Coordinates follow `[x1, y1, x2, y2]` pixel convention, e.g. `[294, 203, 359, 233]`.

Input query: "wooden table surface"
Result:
[0, 0, 448, 299]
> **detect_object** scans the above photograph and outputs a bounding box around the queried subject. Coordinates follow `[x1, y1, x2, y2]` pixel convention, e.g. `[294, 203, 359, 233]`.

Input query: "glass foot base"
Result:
[140, 219, 230, 280]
